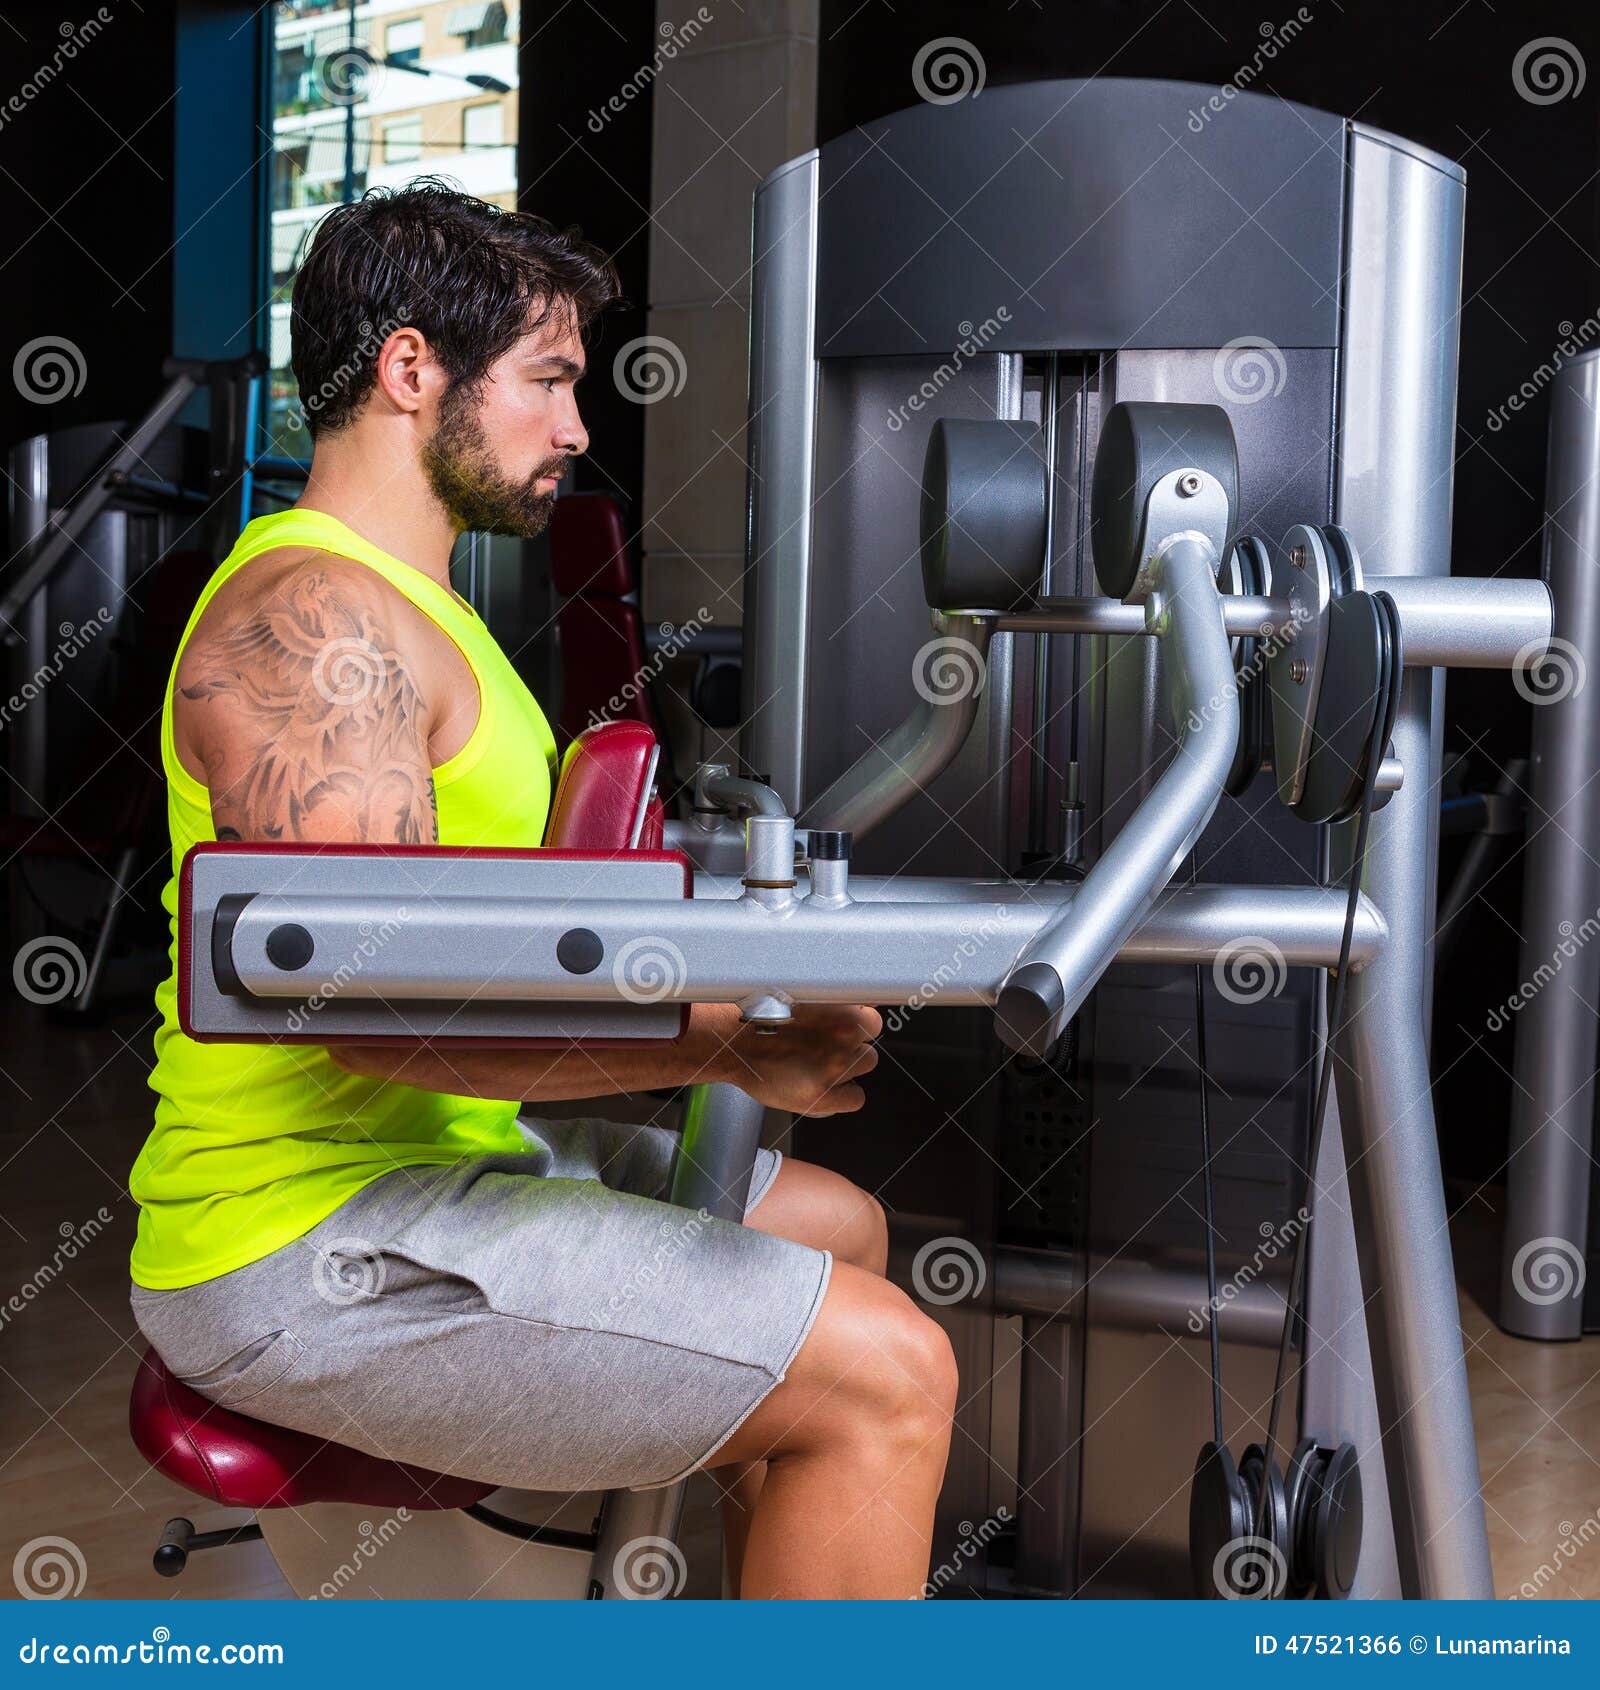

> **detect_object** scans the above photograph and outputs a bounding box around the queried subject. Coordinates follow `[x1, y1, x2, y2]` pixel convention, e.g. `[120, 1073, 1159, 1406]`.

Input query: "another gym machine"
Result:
[133, 80, 1555, 1599]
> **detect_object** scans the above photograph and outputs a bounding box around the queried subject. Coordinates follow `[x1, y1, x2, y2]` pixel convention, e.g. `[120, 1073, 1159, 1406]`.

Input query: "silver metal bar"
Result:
[1501, 346, 1600, 1342]
[0, 372, 199, 638]
[1007, 596, 1284, 638]
[1326, 121, 1493, 1601]
[219, 881, 1387, 1004]
[994, 1248, 1288, 1346]
[741, 153, 819, 814]
[1370, 574, 1551, 668]
[798, 613, 994, 837]
[1007, 576, 1550, 670]
[995, 535, 1238, 1057]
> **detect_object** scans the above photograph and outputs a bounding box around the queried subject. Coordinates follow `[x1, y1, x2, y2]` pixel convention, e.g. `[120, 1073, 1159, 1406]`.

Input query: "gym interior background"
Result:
[2, 0, 1598, 1602]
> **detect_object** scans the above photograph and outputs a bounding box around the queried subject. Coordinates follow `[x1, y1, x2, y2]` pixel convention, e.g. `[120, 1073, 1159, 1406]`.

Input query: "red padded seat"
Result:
[131, 721, 666, 1510]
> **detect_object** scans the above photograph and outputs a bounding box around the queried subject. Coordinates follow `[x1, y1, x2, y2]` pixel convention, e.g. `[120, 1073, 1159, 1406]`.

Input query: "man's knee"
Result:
[839, 1186, 889, 1274]
[812, 1268, 957, 1446]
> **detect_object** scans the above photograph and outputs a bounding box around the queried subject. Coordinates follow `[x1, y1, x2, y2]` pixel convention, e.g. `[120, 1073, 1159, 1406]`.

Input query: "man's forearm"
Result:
[328, 1002, 744, 1102]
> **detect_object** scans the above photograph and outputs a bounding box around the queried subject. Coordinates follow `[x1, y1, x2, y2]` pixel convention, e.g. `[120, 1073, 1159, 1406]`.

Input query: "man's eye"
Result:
[539, 377, 558, 392]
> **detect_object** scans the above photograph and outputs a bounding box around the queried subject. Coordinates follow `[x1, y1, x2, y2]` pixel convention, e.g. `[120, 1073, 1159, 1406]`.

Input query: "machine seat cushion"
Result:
[128, 1348, 494, 1511]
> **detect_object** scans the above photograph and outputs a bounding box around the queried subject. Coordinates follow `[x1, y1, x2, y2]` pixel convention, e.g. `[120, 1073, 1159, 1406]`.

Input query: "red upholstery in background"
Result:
[548, 492, 659, 743]
[130, 722, 665, 1512]
[549, 490, 632, 596]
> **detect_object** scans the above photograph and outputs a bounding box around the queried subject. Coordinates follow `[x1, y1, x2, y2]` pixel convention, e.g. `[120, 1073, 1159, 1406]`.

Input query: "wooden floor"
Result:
[2, 996, 1595, 1600]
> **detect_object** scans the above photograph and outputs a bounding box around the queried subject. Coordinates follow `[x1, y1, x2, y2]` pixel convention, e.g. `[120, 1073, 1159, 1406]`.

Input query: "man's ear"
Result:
[372, 326, 440, 417]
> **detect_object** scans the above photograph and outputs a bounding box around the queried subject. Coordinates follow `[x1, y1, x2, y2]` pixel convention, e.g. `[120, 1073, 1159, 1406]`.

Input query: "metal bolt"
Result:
[1290, 544, 1307, 570]
[1291, 658, 1308, 685]
[1176, 471, 1203, 497]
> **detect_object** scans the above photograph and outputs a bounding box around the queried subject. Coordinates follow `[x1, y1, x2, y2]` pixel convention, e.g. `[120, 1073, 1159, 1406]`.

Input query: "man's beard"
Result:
[421, 384, 567, 538]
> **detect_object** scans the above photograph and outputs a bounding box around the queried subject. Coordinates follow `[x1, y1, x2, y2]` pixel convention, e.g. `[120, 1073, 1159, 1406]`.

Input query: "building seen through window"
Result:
[268, 0, 518, 454]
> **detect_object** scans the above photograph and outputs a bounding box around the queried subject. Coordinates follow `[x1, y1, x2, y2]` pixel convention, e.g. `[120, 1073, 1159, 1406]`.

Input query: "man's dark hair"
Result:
[290, 179, 619, 438]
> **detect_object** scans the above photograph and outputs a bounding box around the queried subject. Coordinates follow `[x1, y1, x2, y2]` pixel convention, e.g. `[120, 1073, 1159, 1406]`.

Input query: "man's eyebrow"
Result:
[526, 353, 585, 379]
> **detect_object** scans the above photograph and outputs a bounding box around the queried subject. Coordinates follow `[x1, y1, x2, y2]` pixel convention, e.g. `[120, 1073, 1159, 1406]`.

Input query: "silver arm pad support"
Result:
[995, 534, 1237, 1059]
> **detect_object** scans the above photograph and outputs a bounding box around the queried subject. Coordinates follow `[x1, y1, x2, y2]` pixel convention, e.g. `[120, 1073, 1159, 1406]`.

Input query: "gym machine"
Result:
[134, 80, 1554, 1599]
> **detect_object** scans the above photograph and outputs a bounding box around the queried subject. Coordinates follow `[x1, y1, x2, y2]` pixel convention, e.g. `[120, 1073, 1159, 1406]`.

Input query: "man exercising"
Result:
[128, 181, 957, 1601]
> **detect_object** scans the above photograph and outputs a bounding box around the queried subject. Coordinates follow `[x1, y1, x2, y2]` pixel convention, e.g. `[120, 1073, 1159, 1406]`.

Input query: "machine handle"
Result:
[994, 533, 1238, 1059]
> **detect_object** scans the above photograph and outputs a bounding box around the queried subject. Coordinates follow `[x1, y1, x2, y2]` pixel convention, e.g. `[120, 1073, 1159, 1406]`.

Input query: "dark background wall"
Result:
[821, 0, 1600, 1182]
[0, 1, 178, 459]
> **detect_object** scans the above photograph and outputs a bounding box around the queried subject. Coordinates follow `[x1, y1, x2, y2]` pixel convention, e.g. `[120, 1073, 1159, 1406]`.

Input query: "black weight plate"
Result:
[920, 419, 1047, 611]
[1294, 591, 1385, 826]
[1090, 401, 1239, 600]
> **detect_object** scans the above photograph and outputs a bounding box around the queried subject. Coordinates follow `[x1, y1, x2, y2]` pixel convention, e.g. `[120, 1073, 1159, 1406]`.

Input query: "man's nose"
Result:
[552, 400, 588, 457]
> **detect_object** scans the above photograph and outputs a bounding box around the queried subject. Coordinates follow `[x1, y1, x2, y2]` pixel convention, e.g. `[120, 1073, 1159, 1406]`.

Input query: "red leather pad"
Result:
[547, 718, 657, 847]
[129, 1348, 493, 1511]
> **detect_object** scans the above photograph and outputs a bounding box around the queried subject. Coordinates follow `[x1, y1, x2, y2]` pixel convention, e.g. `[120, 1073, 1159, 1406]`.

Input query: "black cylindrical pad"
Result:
[1090, 401, 1239, 600]
[920, 419, 1047, 612]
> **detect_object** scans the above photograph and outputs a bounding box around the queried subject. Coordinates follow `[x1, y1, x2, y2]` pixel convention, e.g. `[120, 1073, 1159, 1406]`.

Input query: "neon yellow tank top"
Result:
[129, 509, 559, 1289]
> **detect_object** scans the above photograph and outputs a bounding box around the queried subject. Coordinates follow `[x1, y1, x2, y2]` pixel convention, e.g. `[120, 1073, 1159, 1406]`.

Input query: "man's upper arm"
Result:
[176, 556, 440, 846]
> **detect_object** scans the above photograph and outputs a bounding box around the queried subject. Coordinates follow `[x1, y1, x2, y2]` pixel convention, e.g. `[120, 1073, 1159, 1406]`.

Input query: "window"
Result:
[447, 3, 508, 50]
[463, 103, 501, 150]
[265, 0, 522, 453]
[386, 17, 424, 67]
[383, 117, 424, 165]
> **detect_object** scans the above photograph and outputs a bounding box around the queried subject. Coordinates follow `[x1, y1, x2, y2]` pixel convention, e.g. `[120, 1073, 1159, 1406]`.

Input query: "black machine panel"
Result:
[816, 79, 1346, 360]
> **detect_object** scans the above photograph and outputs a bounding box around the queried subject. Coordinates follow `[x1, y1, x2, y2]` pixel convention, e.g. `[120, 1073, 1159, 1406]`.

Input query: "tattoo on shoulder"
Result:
[181, 567, 438, 844]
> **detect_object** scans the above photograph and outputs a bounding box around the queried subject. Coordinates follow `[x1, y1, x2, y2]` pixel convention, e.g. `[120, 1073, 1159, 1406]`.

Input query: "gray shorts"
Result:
[129, 1117, 831, 1494]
